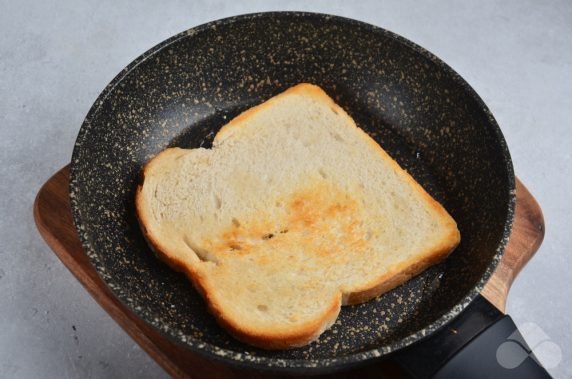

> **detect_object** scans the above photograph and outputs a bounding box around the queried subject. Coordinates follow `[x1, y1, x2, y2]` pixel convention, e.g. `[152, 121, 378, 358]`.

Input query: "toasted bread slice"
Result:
[135, 83, 460, 349]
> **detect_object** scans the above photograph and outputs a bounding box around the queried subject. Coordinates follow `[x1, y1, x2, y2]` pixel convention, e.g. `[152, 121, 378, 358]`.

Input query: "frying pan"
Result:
[69, 12, 549, 377]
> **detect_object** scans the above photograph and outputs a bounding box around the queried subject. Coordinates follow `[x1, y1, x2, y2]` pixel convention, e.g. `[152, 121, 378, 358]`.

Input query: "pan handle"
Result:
[393, 294, 552, 378]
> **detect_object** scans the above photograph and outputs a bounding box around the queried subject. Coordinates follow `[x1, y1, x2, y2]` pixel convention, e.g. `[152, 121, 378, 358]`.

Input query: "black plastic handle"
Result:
[394, 294, 551, 378]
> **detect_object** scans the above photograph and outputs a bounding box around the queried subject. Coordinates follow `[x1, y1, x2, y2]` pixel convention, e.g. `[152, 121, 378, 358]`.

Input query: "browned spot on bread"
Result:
[203, 181, 367, 260]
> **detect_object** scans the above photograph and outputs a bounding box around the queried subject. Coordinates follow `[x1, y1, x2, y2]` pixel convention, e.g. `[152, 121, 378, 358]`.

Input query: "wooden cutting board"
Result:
[34, 166, 545, 379]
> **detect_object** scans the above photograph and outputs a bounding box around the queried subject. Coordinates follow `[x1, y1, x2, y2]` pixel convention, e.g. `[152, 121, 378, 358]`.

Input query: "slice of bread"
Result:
[135, 83, 460, 349]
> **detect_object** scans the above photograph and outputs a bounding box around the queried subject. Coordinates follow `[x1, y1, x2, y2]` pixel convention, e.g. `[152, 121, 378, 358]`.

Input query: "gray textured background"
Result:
[1, 1, 570, 378]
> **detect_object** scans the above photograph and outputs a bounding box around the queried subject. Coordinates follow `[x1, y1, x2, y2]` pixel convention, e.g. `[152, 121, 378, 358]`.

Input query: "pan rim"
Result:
[69, 11, 516, 372]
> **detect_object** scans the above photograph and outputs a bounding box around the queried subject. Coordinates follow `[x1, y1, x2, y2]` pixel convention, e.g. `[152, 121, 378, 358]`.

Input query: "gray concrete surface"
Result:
[1, 0, 570, 377]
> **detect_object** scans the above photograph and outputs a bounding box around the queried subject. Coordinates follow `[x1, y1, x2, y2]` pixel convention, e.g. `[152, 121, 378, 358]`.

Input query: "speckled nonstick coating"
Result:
[69, 12, 515, 373]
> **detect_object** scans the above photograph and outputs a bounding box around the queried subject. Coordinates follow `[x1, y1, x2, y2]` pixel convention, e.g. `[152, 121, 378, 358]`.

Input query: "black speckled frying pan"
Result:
[70, 12, 550, 378]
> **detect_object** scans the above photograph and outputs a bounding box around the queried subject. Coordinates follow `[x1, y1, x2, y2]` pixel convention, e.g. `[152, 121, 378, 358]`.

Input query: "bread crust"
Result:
[135, 83, 460, 349]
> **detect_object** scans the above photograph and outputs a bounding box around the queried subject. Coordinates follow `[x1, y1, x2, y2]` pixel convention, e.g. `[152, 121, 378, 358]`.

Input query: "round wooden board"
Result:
[34, 166, 544, 378]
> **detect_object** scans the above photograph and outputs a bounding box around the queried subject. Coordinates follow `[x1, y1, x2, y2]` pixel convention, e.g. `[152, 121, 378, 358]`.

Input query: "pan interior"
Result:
[70, 13, 513, 366]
